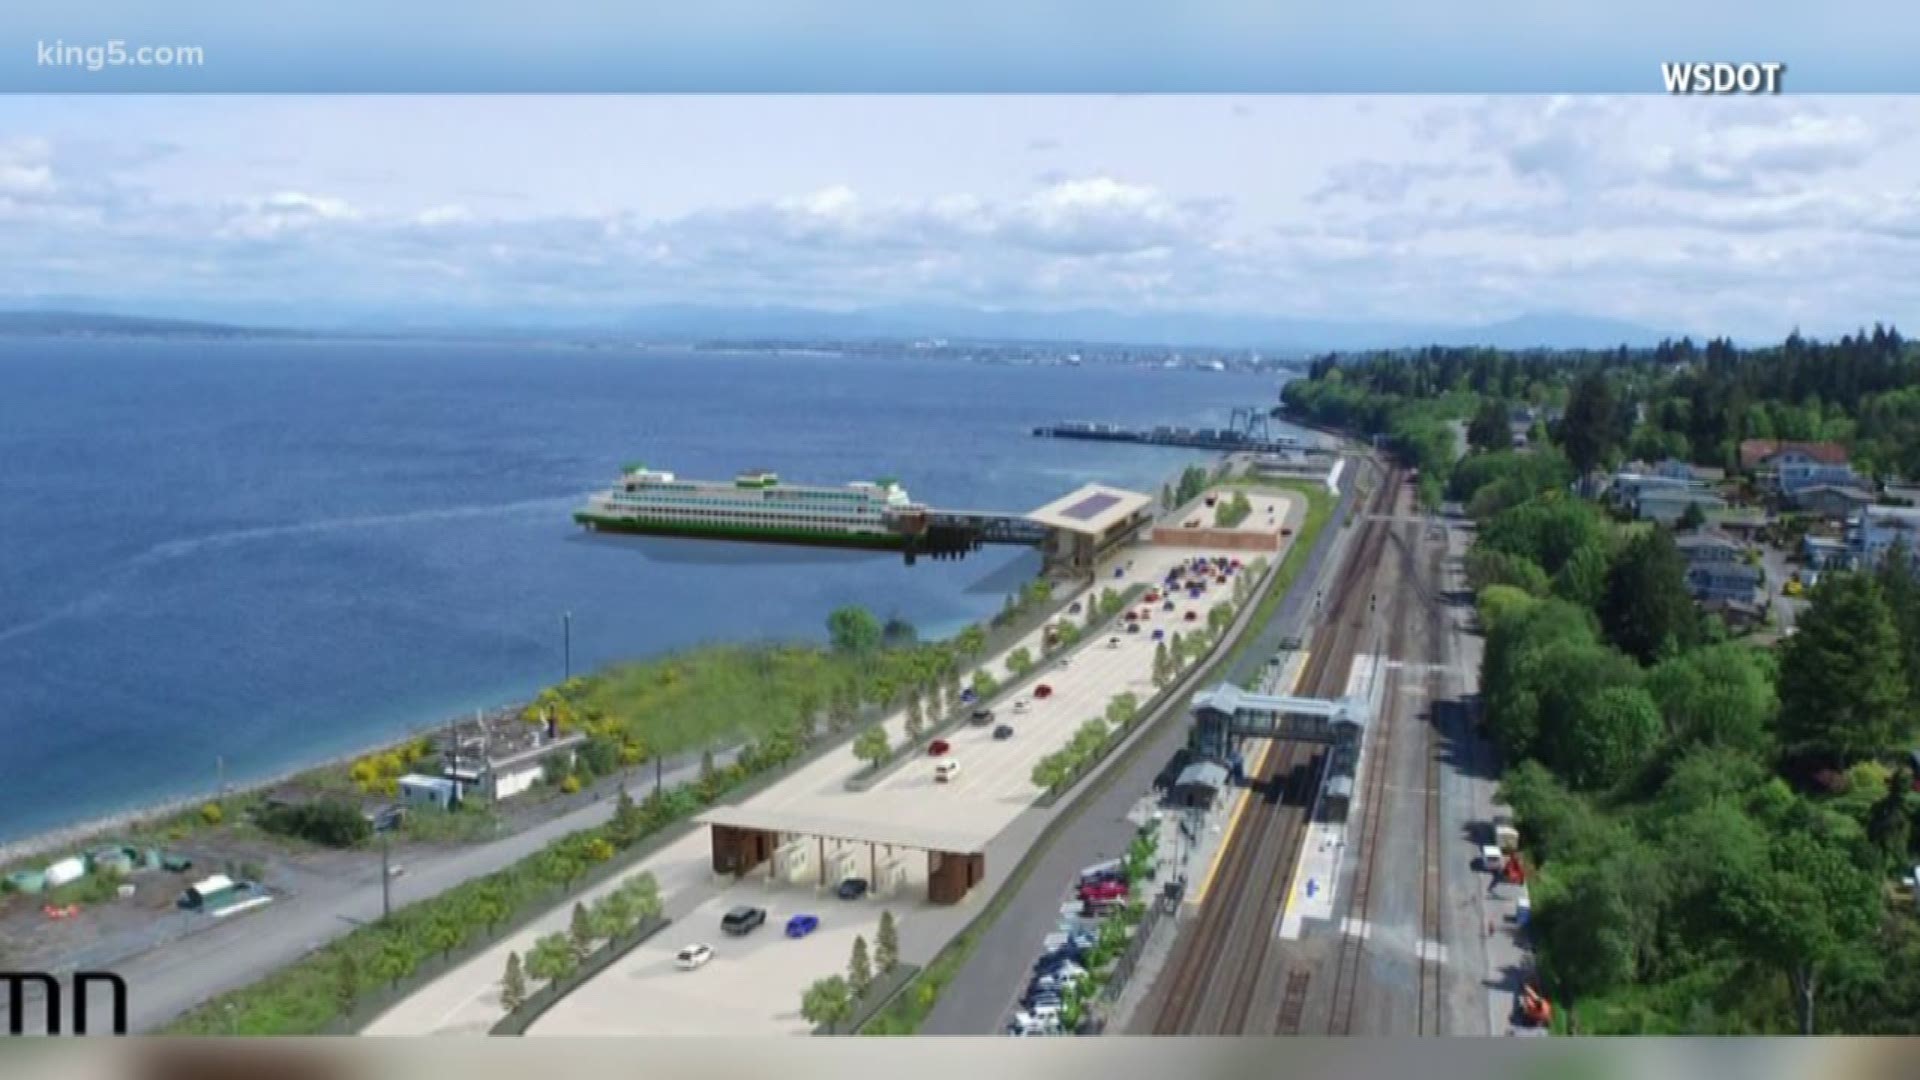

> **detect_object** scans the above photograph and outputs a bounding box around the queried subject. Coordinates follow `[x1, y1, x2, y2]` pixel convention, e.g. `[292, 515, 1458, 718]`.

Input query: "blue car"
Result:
[786, 914, 820, 938]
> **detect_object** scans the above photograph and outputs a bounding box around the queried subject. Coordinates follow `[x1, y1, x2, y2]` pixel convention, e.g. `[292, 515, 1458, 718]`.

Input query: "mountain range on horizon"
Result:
[0, 301, 1746, 353]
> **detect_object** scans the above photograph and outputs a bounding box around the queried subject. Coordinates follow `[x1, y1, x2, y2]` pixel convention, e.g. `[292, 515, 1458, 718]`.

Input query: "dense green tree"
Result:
[801, 975, 855, 1034]
[1465, 547, 1552, 596]
[526, 932, 577, 985]
[852, 726, 890, 771]
[1777, 573, 1909, 764]
[1598, 529, 1698, 664]
[1645, 644, 1777, 754]
[1560, 371, 1617, 474]
[1872, 542, 1920, 706]
[1676, 500, 1708, 532]
[1534, 848, 1659, 998]
[1551, 541, 1612, 611]
[1721, 825, 1881, 1035]
[1480, 496, 1609, 577]
[1481, 598, 1603, 759]
[1865, 770, 1914, 873]
[568, 902, 597, 963]
[1542, 681, 1662, 791]
[827, 606, 883, 654]
[1467, 396, 1513, 453]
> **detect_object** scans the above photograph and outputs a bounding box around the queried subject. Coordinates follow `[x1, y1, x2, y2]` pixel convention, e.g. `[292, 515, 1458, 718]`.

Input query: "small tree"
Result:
[568, 901, 597, 963]
[526, 932, 577, 986]
[618, 871, 664, 922]
[500, 951, 528, 1013]
[853, 726, 891, 771]
[875, 910, 900, 974]
[801, 975, 856, 1034]
[848, 935, 874, 998]
[1007, 646, 1034, 676]
[906, 692, 925, 741]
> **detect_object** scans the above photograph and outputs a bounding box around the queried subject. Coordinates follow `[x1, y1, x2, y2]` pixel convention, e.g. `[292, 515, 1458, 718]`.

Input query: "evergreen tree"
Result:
[1560, 371, 1616, 475]
[500, 951, 528, 1013]
[1778, 573, 1909, 765]
[875, 910, 900, 973]
[568, 902, 597, 963]
[1873, 541, 1920, 706]
[1598, 529, 1697, 664]
[1467, 396, 1512, 453]
[848, 935, 873, 998]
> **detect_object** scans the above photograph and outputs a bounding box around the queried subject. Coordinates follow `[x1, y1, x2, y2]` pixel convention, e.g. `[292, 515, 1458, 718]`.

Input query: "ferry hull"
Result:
[571, 512, 991, 565]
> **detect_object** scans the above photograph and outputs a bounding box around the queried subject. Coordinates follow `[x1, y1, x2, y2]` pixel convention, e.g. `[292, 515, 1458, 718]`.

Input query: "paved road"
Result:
[74, 748, 729, 1033]
[921, 467, 1363, 1035]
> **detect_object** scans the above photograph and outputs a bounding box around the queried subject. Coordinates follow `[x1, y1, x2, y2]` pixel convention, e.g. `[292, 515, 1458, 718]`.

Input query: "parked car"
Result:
[961, 688, 978, 704]
[786, 913, 821, 937]
[993, 724, 1015, 740]
[1161, 600, 1175, 612]
[935, 759, 961, 783]
[1184, 610, 1198, 622]
[1108, 636, 1122, 649]
[969, 707, 994, 725]
[1034, 684, 1054, 699]
[1151, 628, 1165, 641]
[1126, 622, 1140, 633]
[675, 943, 714, 970]
[837, 878, 870, 900]
[1012, 699, 1030, 713]
[1078, 879, 1128, 902]
[928, 739, 951, 756]
[721, 906, 766, 936]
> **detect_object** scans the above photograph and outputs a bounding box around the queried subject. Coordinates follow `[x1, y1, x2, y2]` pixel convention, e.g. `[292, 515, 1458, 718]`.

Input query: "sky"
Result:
[1, 95, 1917, 339]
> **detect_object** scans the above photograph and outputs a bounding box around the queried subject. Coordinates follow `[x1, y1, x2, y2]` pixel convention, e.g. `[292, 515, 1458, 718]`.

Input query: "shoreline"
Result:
[0, 708, 495, 870]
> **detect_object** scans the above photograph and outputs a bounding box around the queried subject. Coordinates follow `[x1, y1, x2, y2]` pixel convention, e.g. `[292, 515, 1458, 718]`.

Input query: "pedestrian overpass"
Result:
[1188, 682, 1369, 763]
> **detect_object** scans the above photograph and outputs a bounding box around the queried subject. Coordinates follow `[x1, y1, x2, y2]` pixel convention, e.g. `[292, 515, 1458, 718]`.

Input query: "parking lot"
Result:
[372, 489, 1302, 1036]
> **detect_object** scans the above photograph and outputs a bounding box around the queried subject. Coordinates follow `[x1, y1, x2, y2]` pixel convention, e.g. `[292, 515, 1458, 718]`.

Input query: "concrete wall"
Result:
[1150, 526, 1281, 552]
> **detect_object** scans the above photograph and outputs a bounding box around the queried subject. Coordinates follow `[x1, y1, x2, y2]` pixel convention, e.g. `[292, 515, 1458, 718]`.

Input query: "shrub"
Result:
[199, 802, 224, 826]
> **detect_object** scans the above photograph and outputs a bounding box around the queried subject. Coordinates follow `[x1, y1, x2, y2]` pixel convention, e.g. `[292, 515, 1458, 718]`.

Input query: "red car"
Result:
[928, 739, 951, 756]
[1078, 879, 1128, 903]
[1034, 684, 1054, 700]
[1184, 611, 1198, 622]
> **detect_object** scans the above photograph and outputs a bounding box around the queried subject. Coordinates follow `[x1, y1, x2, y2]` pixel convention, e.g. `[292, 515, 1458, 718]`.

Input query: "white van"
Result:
[935, 760, 961, 783]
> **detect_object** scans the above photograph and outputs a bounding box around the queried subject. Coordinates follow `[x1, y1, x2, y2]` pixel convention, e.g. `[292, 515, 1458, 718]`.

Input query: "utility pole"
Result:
[563, 610, 573, 682]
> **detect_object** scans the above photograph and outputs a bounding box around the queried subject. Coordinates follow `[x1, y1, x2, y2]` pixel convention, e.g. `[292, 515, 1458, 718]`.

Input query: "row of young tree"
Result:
[1460, 459, 1920, 1034]
[800, 910, 902, 1033]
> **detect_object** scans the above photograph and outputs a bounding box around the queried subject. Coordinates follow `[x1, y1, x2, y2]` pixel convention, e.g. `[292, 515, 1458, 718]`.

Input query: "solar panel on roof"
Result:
[1061, 492, 1122, 521]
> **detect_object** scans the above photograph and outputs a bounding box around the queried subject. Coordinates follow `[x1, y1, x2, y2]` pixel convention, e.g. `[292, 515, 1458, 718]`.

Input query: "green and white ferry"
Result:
[574, 465, 938, 552]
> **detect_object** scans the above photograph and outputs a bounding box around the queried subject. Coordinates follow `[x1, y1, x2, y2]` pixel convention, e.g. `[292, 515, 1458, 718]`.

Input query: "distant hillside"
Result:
[0, 310, 294, 338]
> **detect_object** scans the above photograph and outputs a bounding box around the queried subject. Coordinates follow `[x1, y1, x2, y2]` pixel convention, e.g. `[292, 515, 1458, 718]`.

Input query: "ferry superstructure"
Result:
[573, 466, 933, 550]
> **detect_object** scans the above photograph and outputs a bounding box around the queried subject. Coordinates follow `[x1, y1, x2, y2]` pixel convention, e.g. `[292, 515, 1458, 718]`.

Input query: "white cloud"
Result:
[1, 96, 1916, 339]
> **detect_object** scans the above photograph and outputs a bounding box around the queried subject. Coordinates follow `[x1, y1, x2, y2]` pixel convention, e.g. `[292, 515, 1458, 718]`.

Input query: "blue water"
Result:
[0, 339, 1294, 841]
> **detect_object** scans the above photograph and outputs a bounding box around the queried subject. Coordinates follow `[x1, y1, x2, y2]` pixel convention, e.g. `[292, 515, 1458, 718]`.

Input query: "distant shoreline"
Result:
[0, 708, 484, 870]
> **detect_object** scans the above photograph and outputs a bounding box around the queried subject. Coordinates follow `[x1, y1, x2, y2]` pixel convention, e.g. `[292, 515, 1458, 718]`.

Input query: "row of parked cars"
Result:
[1005, 861, 1133, 1035]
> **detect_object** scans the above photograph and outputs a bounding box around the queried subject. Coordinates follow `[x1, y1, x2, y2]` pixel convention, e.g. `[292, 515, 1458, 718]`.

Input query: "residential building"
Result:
[1700, 598, 1767, 632]
[1802, 535, 1853, 571]
[438, 709, 586, 802]
[1675, 530, 1747, 565]
[1849, 506, 1920, 571]
[1738, 439, 1855, 495]
[1635, 487, 1727, 526]
[1792, 483, 1876, 519]
[1686, 561, 1762, 604]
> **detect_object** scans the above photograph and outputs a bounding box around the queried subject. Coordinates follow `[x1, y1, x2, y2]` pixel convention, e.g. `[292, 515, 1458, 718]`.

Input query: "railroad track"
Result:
[1323, 468, 1412, 1036]
[1145, 461, 1404, 1036]
[1415, 519, 1450, 1036]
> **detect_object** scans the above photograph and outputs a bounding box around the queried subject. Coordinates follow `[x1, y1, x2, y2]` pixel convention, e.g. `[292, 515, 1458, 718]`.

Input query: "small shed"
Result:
[4, 869, 47, 894]
[44, 856, 86, 888]
[1168, 760, 1229, 810]
[398, 773, 461, 811]
[178, 873, 238, 910]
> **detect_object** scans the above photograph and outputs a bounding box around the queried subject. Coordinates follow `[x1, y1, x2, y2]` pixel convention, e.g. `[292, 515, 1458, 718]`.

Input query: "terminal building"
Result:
[1026, 484, 1156, 576]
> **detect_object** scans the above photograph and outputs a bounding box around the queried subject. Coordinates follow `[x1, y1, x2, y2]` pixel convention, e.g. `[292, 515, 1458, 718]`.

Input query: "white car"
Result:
[935, 760, 961, 783]
[1012, 699, 1030, 714]
[675, 943, 714, 971]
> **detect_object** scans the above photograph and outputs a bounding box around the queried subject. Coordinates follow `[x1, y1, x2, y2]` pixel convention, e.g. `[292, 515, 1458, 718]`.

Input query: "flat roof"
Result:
[697, 800, 990, 855]
[1027, 484, 1153, 536]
